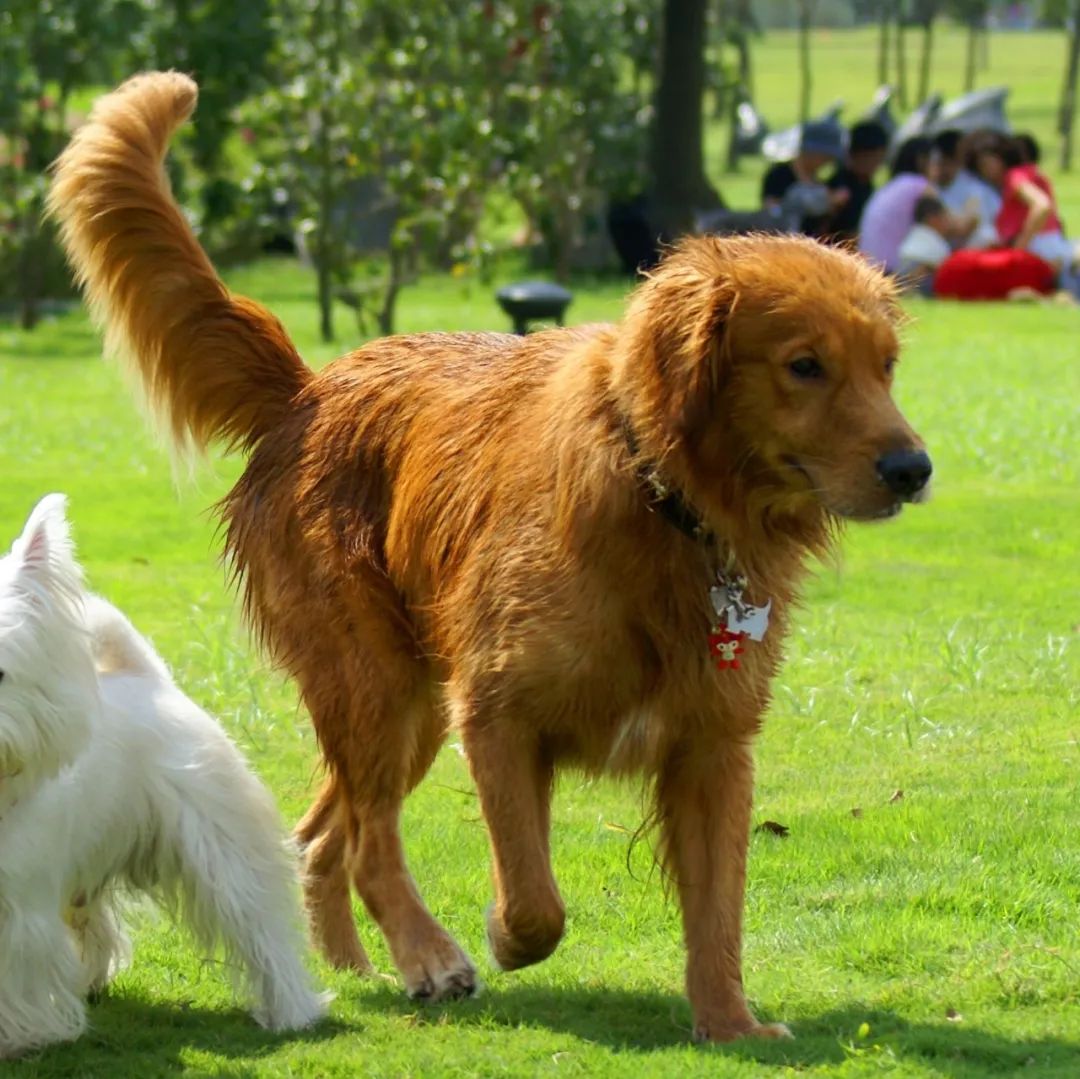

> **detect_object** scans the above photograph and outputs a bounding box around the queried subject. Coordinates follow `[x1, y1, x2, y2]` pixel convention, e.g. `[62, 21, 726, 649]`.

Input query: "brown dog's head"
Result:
[613, 234, 930, 531]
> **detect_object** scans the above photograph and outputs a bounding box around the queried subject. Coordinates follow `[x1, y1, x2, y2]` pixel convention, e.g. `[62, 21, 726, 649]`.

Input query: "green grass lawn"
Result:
[0, 253, 1077, 1078]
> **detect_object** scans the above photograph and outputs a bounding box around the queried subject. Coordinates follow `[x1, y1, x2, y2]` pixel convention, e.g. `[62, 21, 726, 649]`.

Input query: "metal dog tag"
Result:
[727, 598, 772, 642]
[709, 585, 733, 620]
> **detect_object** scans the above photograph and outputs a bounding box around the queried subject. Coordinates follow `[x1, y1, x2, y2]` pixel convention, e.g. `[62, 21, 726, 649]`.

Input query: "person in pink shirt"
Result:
[858, 137, 938, 273]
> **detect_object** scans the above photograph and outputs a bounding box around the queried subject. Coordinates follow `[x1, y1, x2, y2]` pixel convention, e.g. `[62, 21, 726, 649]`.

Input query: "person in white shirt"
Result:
[933, 129, 1001, 248]
[897, 195, 954, 294]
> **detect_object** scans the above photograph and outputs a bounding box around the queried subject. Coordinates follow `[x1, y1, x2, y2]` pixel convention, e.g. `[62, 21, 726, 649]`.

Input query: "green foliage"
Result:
[144, 0, 275, 177]
[498, 0, 654, 279]
[0, 0, 144, 326]
[243, 1, 654, 337]
[946, 0, 991, 23]
[240, 0, 510, 339]
[1039, 0, 1070, 28]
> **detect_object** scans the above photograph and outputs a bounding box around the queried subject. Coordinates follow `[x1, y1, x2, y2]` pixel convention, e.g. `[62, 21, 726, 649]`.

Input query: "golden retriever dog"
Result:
[48, 73, 931, 1042]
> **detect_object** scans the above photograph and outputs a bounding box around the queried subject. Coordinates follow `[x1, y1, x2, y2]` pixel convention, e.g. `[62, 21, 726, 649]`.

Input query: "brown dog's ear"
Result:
[659, 274, 738, 445]
[612, 237, 740, 452]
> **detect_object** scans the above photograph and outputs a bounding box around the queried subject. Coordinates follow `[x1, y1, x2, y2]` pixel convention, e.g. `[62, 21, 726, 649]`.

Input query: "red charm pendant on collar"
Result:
[708, 568, 770, 672]
[708, 623, 747, 670]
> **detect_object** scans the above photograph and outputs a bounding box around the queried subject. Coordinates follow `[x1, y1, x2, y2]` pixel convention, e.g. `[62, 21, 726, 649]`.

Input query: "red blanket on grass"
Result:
[934, 248, 1056, 300]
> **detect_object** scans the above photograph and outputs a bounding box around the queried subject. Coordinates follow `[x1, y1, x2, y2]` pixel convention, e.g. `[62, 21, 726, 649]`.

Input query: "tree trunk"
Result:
[1059, 3, 1080, 171]
[798, 0, 812, 122]
[651, 0, 719, 234]
[377, 247, 406, 337]
[964, 17, 978, 92]
[735, 0, 754, 97]
[313, 0, 344, 343]
[17, 214, 45, 331]
[726, 90, 741, 173]
[918, 16, 934, 104]
[315, 111, 335, 342]
[894, 2, 908, 108]
[878, 5, 891, 87]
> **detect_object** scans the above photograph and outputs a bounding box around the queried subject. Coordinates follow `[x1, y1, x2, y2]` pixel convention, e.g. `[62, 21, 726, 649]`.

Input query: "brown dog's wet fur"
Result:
[49, 73, 929, 1041]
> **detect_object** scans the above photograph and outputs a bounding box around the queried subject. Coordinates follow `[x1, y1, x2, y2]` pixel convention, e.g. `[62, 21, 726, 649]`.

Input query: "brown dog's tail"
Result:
[47, 72, 312, 456]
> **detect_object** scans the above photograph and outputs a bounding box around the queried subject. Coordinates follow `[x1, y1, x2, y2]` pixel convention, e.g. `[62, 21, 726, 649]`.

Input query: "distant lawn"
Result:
[1, 256, 1077, 1078]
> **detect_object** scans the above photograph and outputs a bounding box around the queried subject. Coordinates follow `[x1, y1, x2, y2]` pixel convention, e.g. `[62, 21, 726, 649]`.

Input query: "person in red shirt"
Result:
[967, 131, 1077, 278]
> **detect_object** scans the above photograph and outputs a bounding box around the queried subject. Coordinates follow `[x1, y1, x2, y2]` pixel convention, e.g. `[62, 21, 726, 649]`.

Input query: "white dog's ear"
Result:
[13, 494, 79, 586]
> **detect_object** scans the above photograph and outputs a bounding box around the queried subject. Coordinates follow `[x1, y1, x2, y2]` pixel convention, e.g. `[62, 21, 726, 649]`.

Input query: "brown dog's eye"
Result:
[788, 357, 825, 380]
[885, 357, 897, 376]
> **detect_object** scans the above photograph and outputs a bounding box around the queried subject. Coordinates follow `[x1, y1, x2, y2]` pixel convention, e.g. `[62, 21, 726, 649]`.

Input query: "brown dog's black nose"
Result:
[876, 449, 932, 498]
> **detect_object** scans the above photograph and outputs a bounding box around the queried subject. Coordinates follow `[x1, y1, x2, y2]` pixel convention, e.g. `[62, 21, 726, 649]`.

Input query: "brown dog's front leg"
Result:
[462, 719, 565, 971]
[658, 739, 792, 1043]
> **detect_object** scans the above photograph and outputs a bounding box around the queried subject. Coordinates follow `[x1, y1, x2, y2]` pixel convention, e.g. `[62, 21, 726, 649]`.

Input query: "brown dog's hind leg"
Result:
[295, 778, 371, 973]
[332, 693, 475, 1002]
[658, 738, 792, 1043]
[347, 800, 476, 1001]
[461, 717, 565, 971]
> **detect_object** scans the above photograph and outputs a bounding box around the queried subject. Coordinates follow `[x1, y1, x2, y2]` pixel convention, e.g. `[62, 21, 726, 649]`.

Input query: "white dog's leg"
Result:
[0, 908, 87, 1058]
[69, 893, 129, 996]
[172, 798, 329, 1031]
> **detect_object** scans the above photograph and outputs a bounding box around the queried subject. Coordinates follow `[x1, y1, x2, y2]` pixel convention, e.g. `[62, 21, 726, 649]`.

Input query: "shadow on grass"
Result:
[359, 981, 1080, 1072]
[12, 996, 349, 1078]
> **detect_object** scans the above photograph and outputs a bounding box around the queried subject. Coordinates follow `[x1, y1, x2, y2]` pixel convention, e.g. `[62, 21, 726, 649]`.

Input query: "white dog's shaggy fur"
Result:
[0, 494, 327, 1058]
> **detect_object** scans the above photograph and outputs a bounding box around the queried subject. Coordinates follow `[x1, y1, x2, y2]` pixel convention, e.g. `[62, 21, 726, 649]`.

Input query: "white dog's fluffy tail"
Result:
[171, 759, 331, 1030]
[83, 594, 171, 681]
[83, 595, 328, 1029]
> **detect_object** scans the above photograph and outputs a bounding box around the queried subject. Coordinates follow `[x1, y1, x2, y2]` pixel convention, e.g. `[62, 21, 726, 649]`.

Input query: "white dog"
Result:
[0, 494, 327, 1057]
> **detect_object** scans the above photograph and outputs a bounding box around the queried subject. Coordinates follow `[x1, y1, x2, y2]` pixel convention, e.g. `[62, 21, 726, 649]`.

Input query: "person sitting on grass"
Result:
[859, 137, 975, 274]
[822, 120, 890, 243]
[1014, 131, 1042, 167]
[933, 128, 1001, 248]
[760, 118, 849, 235]
[968, 130, 1080, 293]
[858, 136, 936, 273]
[896, 195, 954, 294]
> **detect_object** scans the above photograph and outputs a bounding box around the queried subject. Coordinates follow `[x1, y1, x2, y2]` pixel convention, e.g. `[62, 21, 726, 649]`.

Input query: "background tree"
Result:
[914, 0, 941, 104]
[246, 0, 516, 340]
[652, 0, 720, 233]
[796, 0, 817, 122]
[1058, 0, 1080, 170]
[0, 0, 143, 328]
[716, 0, 761, 172]
[242, 0, 360, 342]
[1041, 0, 1069, 26]
[948, 0, 989, 91]
[143, 0, 275, 228]
[501, 1, 652, 281]
[894, 0, 909, 108]
[878, 1, 892, 87]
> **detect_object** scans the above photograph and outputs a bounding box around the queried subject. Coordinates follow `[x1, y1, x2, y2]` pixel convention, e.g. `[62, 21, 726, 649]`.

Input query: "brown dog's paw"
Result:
[402, 939, 478, 1002]
[320, 934, 373, 975]
[693, 1018, 793, 1043]
[486, 902, 565, 972]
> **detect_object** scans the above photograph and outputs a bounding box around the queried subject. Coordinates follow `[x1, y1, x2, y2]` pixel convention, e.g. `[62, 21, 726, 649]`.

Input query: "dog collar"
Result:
[620, 420, 771, 668]
[622, 421, 715, 546]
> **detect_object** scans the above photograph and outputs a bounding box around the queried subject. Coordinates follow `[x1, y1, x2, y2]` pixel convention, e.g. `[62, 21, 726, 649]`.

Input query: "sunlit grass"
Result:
[1, 249, 1076, 1077]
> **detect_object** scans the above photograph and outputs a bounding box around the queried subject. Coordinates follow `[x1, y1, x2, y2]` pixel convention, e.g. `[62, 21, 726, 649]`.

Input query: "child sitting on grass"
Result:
[896, 195, 953, 293]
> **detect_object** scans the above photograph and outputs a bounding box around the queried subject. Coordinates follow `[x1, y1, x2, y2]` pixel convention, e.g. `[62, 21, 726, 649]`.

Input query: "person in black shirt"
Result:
[822, 121, 889, 242]
[760, 119, 848, 234]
